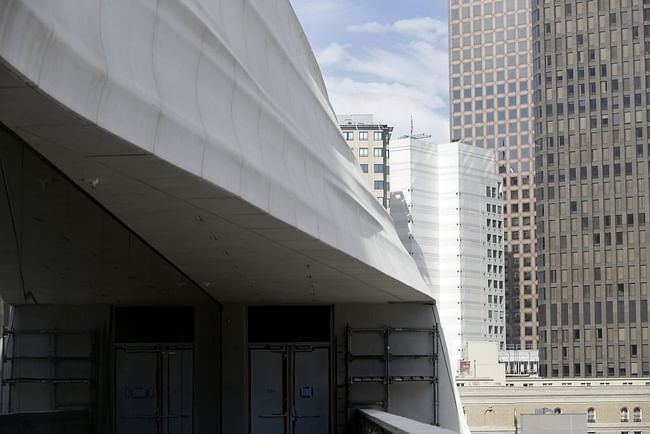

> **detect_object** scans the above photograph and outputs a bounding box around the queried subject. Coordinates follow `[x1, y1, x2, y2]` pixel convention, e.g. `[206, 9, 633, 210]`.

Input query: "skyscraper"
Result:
[533, 0, 650, 377]
[448, 0, 538, 350]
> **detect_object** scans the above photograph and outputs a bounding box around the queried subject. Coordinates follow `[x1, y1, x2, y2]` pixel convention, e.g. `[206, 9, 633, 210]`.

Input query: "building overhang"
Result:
[0, 59, 432, 305]
[0, 0, 434, 306]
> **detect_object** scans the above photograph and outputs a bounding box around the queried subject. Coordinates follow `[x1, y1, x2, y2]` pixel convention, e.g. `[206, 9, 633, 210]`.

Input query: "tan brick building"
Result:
[338, 114, 392, 208]
[459, 376, 650, 434]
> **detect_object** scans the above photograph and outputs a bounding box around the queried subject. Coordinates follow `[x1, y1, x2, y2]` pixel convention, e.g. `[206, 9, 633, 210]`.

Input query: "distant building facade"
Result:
[458, 341, 650, 434]
[459, 376, 650, 434]
[460, 342, 507, 384]
[448, 0, 538, 351]
[390, 136, 505, 371]
[338, 114, 392, 208]
[460, 341, 539, 379]
[499, 348, 540, 376]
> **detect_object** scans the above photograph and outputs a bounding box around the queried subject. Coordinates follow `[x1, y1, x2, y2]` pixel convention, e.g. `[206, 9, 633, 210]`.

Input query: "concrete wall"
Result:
[2, 305, 110, 420]
[519, 414, 585, 434]
[334, 303, 464, 434]
[220, 303, 466, 434]
[193, 303, 222, 433]
[2, 303, 220, 434]
[220, 304, 249, 434]
[0, 130, 222, 432]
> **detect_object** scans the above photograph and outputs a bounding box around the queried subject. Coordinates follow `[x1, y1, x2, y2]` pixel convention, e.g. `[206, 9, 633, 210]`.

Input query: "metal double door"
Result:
[250, 346, 329, 434]
[115, 347, 192, 434]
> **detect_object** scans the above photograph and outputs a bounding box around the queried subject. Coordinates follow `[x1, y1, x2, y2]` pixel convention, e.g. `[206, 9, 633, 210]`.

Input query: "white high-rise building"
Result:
[390, 136, 506, 372]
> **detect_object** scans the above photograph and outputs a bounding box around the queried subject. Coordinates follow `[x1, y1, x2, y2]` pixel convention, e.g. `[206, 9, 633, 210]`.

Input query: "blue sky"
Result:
[290, 0, 450, 141]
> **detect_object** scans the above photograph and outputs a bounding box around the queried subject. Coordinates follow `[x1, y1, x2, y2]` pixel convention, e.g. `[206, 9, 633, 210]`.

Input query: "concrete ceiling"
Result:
[0, 63, 431, 305]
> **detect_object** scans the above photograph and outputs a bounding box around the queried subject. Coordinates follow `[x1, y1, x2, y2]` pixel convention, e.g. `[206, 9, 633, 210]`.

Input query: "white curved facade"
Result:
[0, 0, 429, 300]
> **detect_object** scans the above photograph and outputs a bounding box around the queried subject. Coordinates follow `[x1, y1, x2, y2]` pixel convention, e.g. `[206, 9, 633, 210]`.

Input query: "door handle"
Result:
[258, 413, 286, 419]
[291, 412, 321, 433]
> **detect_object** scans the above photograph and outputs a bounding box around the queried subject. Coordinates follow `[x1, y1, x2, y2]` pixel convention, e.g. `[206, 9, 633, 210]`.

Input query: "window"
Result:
[359, 131, 368, 141]
[360, 164, 368, 173]
[374, 180, 384, 190]
[587, 408, 596, 423]
[374, 148, 384, 158]
[359, 148, 368, 157]
[633, 407, 641, 422]
[374, 164, 384, 173]
[621, 407, 630, 422]
[373, 131, 383, 141]
[344, 131, 353, 140]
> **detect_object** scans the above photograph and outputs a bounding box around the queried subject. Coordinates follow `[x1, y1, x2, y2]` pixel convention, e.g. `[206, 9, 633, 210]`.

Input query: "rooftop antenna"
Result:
[410, 115, 414, 136]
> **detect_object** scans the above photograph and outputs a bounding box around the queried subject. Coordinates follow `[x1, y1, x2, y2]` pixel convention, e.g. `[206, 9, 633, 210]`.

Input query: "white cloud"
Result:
[347, 17, 448, 45]
[290, 0, 355, 23]
[316, 43, 350, 66]
[295, 8, 451, 139]
[314, 17, 450, 139]
[324, 77, 449, 143]
[342, 43, 448, 103]
[392, 17, 448, 44]
[345, 21, 390, 33]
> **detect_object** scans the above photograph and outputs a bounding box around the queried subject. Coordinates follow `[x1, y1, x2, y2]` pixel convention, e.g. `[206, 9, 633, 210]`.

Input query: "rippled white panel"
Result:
[0, 0, 432, 297]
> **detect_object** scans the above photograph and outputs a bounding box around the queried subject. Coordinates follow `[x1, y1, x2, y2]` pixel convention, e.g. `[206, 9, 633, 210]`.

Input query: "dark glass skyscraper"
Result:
[534, 0, 650, 377]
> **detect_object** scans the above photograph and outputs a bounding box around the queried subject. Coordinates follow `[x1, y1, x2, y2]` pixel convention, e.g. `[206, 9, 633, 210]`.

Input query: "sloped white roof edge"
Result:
[0, 0, 432, 299]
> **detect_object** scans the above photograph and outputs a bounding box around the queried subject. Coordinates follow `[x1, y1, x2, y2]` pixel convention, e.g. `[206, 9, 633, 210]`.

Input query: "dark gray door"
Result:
[116, 350, 158, 434]
[292, 348, 329, 434]
[115, 348, 192, 434]
[162, 350, 193, 434]
[250, 348, 287, 434]
[249, 347, 329, 434]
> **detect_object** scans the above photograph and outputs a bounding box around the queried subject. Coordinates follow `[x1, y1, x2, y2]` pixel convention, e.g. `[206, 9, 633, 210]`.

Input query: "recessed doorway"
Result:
[248, 306, 331, 434]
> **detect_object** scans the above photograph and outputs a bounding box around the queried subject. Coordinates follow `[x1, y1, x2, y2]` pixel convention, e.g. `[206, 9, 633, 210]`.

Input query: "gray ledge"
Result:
[359, 409, 459, 434]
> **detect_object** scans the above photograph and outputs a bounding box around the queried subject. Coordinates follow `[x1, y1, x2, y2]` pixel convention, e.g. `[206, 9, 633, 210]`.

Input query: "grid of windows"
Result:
[486, 202, 506, 343]
[449, 0, 537, 350]
[339, 118, 393, 209]
[483, 180, 507, 348]
[533, 0, 650, 378]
